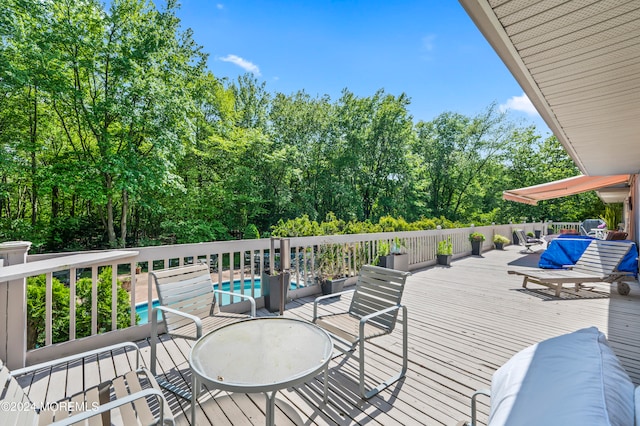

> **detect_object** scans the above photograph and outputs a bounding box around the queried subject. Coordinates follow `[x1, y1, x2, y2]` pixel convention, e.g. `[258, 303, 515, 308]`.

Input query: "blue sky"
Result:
[173, 0, 551, 135]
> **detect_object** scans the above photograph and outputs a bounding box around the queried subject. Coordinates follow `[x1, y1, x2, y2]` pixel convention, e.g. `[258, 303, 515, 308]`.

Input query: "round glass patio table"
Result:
[189, 317, 333, 426]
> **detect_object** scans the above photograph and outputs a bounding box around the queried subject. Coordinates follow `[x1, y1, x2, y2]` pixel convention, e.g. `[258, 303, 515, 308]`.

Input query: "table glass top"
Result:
[189, 317, 333, 388]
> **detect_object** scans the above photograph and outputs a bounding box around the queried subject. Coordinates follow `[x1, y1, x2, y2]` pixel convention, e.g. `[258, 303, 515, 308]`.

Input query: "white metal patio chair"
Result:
[1, 342, 173, 425]
[313, 264, 411, 399]
[149, 263, 256, 398]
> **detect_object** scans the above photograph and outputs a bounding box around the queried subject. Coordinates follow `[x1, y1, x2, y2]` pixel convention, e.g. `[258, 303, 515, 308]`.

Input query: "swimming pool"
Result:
[135, 278, 298, 324]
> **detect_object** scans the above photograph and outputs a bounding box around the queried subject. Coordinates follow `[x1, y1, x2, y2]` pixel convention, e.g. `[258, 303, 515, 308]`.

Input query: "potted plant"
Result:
[436, 238, 453, 266]
[469, 232, 485, 256]
[377, 238, 409, 271]
[375, 241, 391, 267]
[315, 243, 347, 296]
[262, 239, 290, 313]
[493, 234, 509, 250]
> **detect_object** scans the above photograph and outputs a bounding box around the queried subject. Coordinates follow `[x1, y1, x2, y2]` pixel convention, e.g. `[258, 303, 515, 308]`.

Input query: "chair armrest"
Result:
[153, 305, 203, 339]
[10, 342, 141, 377]
[469, 389, 491, 426]
[313, 289, 355, 321]
[214, 289, 256, 317]
[358, 304, 404, 336]
[49, 387, 170, 426]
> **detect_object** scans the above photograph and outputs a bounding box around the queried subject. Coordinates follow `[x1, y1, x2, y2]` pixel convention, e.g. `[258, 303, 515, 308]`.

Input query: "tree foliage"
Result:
[0, 0, 608, 253]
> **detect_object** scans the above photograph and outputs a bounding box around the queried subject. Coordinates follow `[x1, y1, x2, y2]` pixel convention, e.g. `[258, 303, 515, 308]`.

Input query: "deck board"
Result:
[18, 246, 640, 425]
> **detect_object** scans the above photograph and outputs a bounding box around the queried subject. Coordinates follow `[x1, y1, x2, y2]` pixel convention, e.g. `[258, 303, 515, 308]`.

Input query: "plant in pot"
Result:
[436, 238, 453, 266]
[493, 234, 509, 250]
[377, 238, 409, 271]
[375, 241, 391, 267]
[315, 243, 347, 296]
[469, 232, 485, 256]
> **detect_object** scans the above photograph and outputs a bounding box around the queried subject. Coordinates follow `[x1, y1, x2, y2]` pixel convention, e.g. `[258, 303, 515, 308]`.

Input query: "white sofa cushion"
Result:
[488, 327, 634, 426]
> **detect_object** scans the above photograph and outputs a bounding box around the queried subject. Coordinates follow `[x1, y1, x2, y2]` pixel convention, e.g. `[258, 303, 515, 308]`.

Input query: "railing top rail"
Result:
[0, 250, 139, 282]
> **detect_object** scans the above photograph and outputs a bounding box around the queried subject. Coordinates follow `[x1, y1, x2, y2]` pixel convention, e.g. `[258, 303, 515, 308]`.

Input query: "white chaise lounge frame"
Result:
[508, 240, 633, 296]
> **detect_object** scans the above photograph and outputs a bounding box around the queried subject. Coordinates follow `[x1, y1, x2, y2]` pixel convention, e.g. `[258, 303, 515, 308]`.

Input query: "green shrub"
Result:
[436, 238, 453, 255]
[27, 275, 70, 349]
[469, 232, 485, 242]
[75, 267, 137, 337]
[26, 267, 136, 349]
[493, 234, 510, 244]
[271, 215, 321, 237]
[160, 219, 228, 243]
[243, 224, 260, 239]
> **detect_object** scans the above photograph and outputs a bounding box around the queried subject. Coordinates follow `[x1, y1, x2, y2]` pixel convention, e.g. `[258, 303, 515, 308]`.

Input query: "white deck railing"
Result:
[0, 222, 558, 368]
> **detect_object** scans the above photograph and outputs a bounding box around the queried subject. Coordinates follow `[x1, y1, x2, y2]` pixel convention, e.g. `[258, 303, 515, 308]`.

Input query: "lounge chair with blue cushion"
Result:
[508, 239, 633, 296]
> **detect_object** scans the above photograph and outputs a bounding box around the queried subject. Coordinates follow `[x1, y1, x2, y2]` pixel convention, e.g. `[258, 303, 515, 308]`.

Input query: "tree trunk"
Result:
[120, 189, 128, 247]
[52, 186, 59, 219]
[105, 174, 116, 246]
[30, 151, 37, 226]
[30, 87, 38, 226]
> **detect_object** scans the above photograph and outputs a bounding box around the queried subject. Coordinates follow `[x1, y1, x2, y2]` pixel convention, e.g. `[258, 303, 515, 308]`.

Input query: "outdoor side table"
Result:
[189, 317, 333, 426]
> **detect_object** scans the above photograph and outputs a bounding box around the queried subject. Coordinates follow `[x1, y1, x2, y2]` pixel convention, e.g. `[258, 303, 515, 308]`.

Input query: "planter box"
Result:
[320, 277, 347, 297]
[436, 254, 451, 266]
[471, 241, 483, 256]
[379, 253, 409, 271]
[262, 272, 290, 313]
[495, 242, 504, 250]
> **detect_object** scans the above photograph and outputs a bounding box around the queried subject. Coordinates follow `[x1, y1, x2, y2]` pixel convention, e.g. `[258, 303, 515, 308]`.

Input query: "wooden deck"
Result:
[16, 246, 640, 425]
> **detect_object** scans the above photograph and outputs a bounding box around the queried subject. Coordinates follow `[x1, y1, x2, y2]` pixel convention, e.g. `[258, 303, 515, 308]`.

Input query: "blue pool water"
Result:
[136, 278, 297, 324]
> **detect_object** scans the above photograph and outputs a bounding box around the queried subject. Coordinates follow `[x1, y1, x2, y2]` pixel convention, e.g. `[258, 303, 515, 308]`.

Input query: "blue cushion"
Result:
[488, 327, 634, 426]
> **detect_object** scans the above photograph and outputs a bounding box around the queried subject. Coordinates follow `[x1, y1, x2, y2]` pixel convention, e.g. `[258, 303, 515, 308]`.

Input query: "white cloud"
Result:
[422, 34, 436, 52]
[216, 3, 224, 9]
[499, 93, 539, 116]
[219, 54, 261, 76]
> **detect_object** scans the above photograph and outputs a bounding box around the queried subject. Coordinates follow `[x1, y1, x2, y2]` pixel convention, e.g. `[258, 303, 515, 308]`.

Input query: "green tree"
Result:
[412, 105, 512, 221]
[42, 0, 205, 247]
[337, 89, 414, 220]
[269, 91, 336, 220]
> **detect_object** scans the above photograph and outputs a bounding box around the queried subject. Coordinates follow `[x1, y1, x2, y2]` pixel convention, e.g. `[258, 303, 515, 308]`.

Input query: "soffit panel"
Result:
[460, 0, 640, 175]
[538, 57, 640, 92]
[523, 24, 640, 71]
[502, 0, 607, 37]
[510, 1, 638, 50]
[544, 77, 640, 106]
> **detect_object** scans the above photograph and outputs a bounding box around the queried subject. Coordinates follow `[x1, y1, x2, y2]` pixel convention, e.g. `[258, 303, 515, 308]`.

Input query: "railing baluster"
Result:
[91, 266, 98, 336]
[130, 262, 136, 327]
[70, 267, 76, 340]
[45, 272, 53, 346]
[111, 263, 117, 331]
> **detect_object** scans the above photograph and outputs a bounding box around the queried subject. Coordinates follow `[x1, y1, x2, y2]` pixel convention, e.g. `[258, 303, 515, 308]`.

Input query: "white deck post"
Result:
[0, 241, 31, 369]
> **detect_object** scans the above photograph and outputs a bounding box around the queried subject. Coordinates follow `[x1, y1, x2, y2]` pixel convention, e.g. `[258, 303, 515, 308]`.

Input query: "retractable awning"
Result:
[503, 175, 630, 205]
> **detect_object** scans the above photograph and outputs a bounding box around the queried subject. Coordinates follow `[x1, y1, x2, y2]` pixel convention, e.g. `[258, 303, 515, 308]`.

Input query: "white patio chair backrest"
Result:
[349, 265, 410, 333]
[150, 263, 218, 332]
[573, 240, 631, 276]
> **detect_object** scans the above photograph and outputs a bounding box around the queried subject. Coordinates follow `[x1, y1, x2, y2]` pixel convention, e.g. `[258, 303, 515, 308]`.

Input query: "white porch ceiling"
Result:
[459, 0, 640, 176]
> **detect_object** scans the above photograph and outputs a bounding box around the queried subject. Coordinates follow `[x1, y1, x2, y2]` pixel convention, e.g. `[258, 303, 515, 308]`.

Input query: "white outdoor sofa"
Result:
[461, 327, 637, 426]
